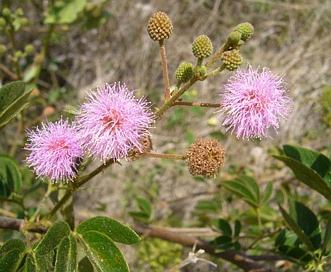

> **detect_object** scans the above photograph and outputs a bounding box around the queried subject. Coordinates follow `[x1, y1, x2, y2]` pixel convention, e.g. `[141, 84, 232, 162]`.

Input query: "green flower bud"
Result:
[175, 62, 194, 83]
[2, 8, 11, 17]
[192, 35, 213, 58]
[199, 66, 207, 77]
[227, 30, 242, 47]
[15, 8, 24, 16]
[0, 18, 6, 26]
[0, 44, 7, 54]
[20, 18, 29, 26]
[24, 44, 34, 54]
[147, 11, 173, 41]
[221, 49, 243, 71]
[14, 50, 23, 59]
[234, 22, 254, 41]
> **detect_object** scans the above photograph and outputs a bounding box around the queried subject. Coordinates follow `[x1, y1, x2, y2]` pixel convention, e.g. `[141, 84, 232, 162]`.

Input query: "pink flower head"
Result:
[75, 82, 154, 162]
[25, 118, 84, 183]
[218, 65, 292, 139]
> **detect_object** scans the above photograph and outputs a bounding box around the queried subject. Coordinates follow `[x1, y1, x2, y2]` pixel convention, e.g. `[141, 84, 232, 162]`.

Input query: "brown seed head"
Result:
[147, 11, 173, 41]
[186, 138, 225, 177]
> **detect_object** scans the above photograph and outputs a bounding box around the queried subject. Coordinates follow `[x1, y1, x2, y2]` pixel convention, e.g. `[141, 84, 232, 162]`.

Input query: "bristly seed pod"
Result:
[186, 138, 225, 177]
[147, 11, 173, 41]
[221, 49, 243, 71]
[175, 62, 194, 83]
[192, 35, 213, 58]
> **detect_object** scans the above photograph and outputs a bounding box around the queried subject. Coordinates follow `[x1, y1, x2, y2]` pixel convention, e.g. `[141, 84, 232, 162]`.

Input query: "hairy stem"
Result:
[159, 40, 171, 100]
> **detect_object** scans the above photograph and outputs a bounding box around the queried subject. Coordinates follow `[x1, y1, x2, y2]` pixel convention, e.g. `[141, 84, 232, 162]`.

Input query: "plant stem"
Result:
[155, 75, 198, 119]
[159, 40, 171, 100]
[173, 101, 221, 108]
[205, 41, 230, 69]
[43, 159, 115, 221]
[138, 152, 187, 160]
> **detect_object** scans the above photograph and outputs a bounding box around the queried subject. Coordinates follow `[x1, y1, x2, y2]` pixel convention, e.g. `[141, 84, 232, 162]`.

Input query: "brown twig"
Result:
[134, 224, 282, 272]
[0, 216, 47, 234]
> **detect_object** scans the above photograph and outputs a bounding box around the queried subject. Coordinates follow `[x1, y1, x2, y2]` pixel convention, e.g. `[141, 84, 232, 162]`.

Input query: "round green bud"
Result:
[20, 18, 29, 26]
[14, 50, 23, 59]
[199, 66, 207, 77]
[221, 49, 243, 71]
[0, 17, 6, 26]
[227, 30, 242, 47]
[175, 62, 194, 83]
[0, 44, 7, 54]
[24, 44, 34, 54]
[2, 8, 11, 17]
[147, 11, 173, 41]
[15, 8, 24, 16]
[192, 35, 213, 58]
[234, 22, 254, 41]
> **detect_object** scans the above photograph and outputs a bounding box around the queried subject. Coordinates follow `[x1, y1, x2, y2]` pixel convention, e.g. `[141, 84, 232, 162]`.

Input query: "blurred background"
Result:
[1, 0, 331, 271]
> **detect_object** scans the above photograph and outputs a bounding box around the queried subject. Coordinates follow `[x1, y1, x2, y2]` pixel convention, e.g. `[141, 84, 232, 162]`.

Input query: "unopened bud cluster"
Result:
[147, 11, 173, 41]
[192, 35, 213, 58]
[186, 138, 225, 177]
[221, 49, 243, 71]
[175, 62, 194, 83]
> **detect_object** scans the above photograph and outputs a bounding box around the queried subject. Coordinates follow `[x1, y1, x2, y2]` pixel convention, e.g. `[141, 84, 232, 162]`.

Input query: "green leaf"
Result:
[322, 214, 331, 255]
[283, 145, 331, 183]
[0, 154, 22, 193]
[136, 197, 152, 217]
[128, 211, 151, 222]
[76, 216, 140, 245]
[0, 86, 33, 130]
[55, 235, 77, 272]
[274, 154, 331, 201]
[0, 180, 11, 197]
[44, 0, 87, 24]
[234, 220, 241, 237]
[0, 239, 25, 258]
[210, 235, 232, 246]
[0, 249, 24, 272]
[279, 205, 315, 251]
[277, 245, 313, 262]
[78, 230, 129, 272]
[212, 218, 232, 236]
[0, 81, 25, 112]
[260, 182, 273, 205]
[23, 253, 38, 272]
[35, 221, 71, 255]
[222, 176, 259, 208]
[289, 201, 321, 250]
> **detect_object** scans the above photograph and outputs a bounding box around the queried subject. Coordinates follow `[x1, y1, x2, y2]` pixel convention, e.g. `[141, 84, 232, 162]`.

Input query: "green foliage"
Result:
[0, 81, 32, 130]
[44, 0, 87, 24]
[274, 145, 331, 200]
[276, 201, 330, 270]
[0, 217, 139, 271]
[54, 235, 77, 272]
[129, 197, 154, 223]
[221, 175, 273, 209]
[76, 216, 140, 245]
[0, 239, 25, 272]
[317, 85, 331, 127]
[210, 219, 241, 251]
[137, 238, 183, 272]
[0, 155, 22, 195]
